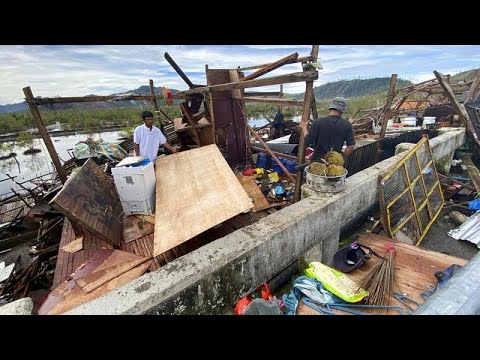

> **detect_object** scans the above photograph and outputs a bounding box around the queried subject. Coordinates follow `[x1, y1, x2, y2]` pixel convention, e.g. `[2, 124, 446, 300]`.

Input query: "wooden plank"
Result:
[38, 249, 151, 315]
[297, 233, 467, 315]
[153, 144, 253, 256]
[462, 155, 480, 192]
[62, 237, 83, 253]
[50, 158, 123, 248]
[177, 71, 318, 96]
[236, 175, 270, 212]
[240, 52, 298, 82]
[244, 97, 304, 106]
[236, 55, 313, 71]
[122, 214, 154, 243]
[75, 256, 151, 293]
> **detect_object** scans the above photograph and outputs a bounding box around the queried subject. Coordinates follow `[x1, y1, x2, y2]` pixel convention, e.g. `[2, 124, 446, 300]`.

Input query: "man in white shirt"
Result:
[133, 111, 177, 162]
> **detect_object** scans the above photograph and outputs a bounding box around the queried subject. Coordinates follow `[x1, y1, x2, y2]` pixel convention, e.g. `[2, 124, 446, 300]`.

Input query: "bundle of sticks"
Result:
[359, 242, 395, 306]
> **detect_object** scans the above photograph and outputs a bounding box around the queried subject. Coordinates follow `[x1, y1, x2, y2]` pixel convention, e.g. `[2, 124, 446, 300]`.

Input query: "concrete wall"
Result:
[67, 129, 466, 315]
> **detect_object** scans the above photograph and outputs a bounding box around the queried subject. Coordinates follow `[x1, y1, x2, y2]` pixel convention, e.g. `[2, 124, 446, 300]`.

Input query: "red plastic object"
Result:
[243, 167, 255, 176]
[234, 283, 272, 315]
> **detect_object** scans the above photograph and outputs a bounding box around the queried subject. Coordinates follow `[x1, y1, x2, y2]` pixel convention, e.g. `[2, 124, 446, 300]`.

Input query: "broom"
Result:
[359, 242, 395, 306]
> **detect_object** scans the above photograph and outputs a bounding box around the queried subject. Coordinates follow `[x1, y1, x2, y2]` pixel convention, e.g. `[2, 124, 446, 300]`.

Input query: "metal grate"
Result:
[379, 135, 444, 246]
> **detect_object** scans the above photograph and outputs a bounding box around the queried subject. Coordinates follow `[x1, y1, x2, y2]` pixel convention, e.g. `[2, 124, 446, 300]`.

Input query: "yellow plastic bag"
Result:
[268, 172, 279, 183]
[304, 262, 368, 303]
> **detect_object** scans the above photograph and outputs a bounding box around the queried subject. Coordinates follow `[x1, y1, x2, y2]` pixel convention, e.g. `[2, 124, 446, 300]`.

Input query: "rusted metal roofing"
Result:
[448, 211, 480, 248]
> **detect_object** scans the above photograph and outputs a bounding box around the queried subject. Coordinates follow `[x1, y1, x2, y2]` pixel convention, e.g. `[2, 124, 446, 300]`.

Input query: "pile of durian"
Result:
[308, 150, 346, 177]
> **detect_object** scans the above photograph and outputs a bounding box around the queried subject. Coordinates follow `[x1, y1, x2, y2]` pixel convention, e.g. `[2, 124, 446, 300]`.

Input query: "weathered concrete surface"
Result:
[414, 250, 480, 315]
[67, 129, 466, 315]
[0, 297, 33, 315]
[299, 227, 339, 272]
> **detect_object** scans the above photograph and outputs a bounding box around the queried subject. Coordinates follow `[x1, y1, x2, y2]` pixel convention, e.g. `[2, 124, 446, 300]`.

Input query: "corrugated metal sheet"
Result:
[448, 211, 480, 248]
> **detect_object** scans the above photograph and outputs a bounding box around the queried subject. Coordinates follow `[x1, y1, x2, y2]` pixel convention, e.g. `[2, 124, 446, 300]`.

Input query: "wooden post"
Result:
[434, 70, 480, 146]
[23, 87, 67, 184]
[247, 126, 295, 183]
[465, 69, 480, 104]
[279, 85, 283, 113]
[293, 45, 319, 203]
[205, 64, 216, 145]
[149, 79, 164, 132]
[379, 74, 397, 139]
[180, 103, 201, 146]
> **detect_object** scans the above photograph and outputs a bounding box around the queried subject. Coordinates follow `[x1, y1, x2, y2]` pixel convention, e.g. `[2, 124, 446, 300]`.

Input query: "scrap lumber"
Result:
[75, 256, 151, 293]
[236, 175, 270, 212]
[153, 145, 253, 256]
[123, 214, 154, 243]
[50, 158, 123, 248]
[434, 70, 480, 146]
[462, 155, 480, 192]
[62, 237, 83, 253]
[38, 249, 151, 315]
[240, 52, 298, 82]
[177, 71, 318, 96]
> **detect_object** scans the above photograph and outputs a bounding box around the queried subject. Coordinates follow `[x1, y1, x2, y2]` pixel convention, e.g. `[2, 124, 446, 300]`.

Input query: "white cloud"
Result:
[0, 45, 479, 105]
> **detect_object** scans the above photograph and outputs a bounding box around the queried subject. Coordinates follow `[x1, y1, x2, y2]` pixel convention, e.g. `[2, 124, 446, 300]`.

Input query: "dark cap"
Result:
[328, 97, 347, 113]
[333, 242, 371, 273]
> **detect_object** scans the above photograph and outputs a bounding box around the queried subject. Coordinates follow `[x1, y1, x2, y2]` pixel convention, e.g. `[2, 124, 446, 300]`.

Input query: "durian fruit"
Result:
[327, 164, 345, 176]
[324, 150, 344, 166]
[309, 162, 327, 176]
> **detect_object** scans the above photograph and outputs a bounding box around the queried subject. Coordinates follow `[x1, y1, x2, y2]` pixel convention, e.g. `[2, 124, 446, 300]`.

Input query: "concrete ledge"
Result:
[0, 298, 33, 315]
[67, 129, 466, 315]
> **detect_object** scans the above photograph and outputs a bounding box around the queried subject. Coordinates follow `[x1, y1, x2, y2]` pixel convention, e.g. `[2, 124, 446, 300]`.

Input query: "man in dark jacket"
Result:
[300, 97, 355, 162]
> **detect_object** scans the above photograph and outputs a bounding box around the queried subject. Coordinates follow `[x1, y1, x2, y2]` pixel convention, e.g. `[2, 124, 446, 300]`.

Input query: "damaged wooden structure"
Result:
[350, 70, 480, 148]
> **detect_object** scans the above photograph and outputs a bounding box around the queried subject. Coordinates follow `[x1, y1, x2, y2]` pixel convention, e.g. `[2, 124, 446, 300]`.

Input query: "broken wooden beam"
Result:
[164, 52, 195, 89]
[240, 53, 299, 82]
[177, 71, 318, 96]
[236, 55, 314, 71]
[434, 70, 480, 146]
[248, 125, 295, 183]
[250, 146, 298, 162]
[244, 97, 304, 106]
[462, 155, 480, 192]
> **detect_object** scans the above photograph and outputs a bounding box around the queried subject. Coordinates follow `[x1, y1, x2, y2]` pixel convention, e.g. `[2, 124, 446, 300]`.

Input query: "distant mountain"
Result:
[294, 77, 413, 100]
[450, 68, 479, 82]
[0, 86, 180, 114]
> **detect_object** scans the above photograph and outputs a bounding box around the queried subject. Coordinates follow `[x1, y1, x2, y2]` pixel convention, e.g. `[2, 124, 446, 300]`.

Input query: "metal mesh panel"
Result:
[389, 191, 415, 230]
[383, 168, 408, 204]
[429, 185, 443, 214]
[379, 136, 444, 246]
[412, 178, 427, 207]
[405, 155, 420, 181]
[417, 146, 429, 168]
[418, 206, 431, 233]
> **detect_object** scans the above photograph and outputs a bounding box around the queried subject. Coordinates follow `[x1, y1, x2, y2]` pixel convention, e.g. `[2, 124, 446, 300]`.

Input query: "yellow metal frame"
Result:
[379, 135, 444, 246]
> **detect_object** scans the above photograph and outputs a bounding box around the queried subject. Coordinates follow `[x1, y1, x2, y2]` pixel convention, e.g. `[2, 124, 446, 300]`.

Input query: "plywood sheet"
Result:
[236, 175, 270, 212]
[154, 144, 253, 256]
[50, 159, 123, 247]
[297, 233, 468, 315]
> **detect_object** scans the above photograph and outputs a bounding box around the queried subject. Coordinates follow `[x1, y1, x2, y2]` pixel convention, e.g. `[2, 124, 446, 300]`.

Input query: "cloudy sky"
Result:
[0, 45, 478, 105]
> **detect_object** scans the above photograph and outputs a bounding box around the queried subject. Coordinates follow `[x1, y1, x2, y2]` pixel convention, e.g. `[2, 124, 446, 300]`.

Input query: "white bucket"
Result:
[423, 116, 436, 128]
[305, 166, 348, 193]
[401, 117, 417, 127]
